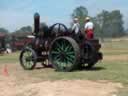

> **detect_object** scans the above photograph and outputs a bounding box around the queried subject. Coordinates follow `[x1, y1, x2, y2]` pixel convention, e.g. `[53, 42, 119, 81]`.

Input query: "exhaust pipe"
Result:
[34, 12, 40, 36]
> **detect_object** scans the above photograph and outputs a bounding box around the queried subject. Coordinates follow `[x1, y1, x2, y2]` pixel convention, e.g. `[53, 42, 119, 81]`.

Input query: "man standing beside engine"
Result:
[84, 17, 94, 39]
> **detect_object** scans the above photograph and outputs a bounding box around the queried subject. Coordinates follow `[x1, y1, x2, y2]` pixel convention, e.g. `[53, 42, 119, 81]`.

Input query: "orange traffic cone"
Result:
[3, 64, 9, 76]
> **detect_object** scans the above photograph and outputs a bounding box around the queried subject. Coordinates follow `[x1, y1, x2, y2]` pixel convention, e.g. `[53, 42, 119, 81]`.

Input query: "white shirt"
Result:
[84, 21, 94, 30]
[72, 23, 80, 34]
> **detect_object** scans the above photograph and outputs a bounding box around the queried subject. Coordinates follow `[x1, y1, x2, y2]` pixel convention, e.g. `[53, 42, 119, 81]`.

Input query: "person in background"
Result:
[72, 18, 80, 34]
[5, 43, 12, 54]
[84, 17, 94, 39]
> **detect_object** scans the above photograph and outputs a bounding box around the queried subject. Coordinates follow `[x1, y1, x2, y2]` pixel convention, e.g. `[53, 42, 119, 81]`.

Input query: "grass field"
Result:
[0, 40, 128, 95]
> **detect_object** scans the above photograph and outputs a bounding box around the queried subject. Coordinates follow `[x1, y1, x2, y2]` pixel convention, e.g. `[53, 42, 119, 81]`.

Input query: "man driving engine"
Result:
[72, 18, 80, 34]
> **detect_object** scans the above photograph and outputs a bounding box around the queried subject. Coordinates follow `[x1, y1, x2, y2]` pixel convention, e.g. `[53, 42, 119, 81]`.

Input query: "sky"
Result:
[0, 0, 128, 32]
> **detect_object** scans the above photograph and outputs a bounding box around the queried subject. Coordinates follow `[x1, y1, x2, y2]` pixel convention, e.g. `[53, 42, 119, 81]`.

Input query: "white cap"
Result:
[85, 17, 90, 21]
[74, 18, 79, 21]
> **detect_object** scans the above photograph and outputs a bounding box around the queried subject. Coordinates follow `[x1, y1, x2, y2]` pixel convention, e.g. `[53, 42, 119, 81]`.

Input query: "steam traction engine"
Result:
[19, 13, 103, 72]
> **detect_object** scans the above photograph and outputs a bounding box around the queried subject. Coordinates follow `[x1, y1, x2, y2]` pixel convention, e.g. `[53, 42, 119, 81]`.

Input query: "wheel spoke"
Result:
[56, 47, 61, 52]
[22, 56, 26, 64]
[69, 54, 75, 59]
[64, 45, 70, 52]
[24, 52, 29, 57]
[26, 62, 30, 66]
[62, 40, 67, 50]
[54, 58, 62, 67]
[53, 54, 60, 61]
[66, 56, 74, 64]
[60, 41, 64, 50]
[66, 45, 73, 52]
[25, 58, 33, 68]
[61, 58, 67, 67]
[23, 54, 27, 59]
[55, 42, 62, 51]
[51, 51, 60, 55]
[67, 54, 75, 60]
[27, 51, 32, 56]
[53, 55, 61, 65]
[64, 58, 70, 68]
[66, 51, 75, 55]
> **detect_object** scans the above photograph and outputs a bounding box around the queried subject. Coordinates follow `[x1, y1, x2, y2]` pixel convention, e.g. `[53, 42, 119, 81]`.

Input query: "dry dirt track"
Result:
[0, 73, 122, 96]
[0, 54, 125, 96]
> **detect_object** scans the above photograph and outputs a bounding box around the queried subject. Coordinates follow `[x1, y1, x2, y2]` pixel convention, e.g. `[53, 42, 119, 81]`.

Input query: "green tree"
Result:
[92, 17, 101, 38]
[0, 28, 9, 34]
[109, 10, 125, 37]
[19, 26, 32, 33]
[12, 26, 32, 37]
[94, 10, 125, 38]
[94, 10, 110, 39]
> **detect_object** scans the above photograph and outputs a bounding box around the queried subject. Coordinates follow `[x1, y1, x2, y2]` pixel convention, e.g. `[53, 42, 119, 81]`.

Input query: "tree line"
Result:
[0, 6, 127, 38]
[72, 6, 127, 38]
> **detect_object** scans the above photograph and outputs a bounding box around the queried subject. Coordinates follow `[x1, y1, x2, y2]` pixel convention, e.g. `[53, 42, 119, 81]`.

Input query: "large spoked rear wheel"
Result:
[49, 37, 80, 72]
[19, 47, 37, 70]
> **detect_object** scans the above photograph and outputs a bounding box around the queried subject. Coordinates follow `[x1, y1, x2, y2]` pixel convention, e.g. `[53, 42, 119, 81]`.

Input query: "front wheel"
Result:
[19, 48, 37, 70]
